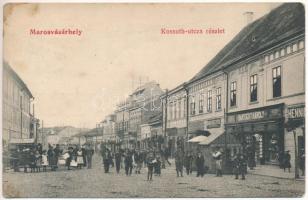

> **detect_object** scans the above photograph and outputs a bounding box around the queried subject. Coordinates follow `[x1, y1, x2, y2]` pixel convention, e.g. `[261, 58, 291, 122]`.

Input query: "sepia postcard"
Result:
[1, 1, 306, 198]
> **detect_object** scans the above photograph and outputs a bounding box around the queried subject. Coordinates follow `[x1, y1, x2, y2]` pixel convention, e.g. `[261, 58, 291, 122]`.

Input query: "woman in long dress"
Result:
[77, 148, 84, 169]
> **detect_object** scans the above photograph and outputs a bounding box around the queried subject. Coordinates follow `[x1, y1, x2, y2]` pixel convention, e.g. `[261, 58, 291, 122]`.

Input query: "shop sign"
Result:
[287, 106, 305, 119]
[237, 111, 265, 122]
[206, 118, 221, 129]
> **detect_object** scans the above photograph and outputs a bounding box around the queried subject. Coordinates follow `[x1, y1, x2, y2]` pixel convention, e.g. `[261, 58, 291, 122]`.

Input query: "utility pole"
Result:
[41, 120, 44, 149]
[20, 95, 23, 139]
[183, 82, 189, 152]
[163, 89, 168, 149]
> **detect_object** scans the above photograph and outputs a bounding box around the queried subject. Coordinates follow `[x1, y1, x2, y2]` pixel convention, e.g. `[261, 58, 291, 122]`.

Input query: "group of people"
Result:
[174, 148, 224, 178]
[12, 143, 95, 172]
[100, 146, 168, 181]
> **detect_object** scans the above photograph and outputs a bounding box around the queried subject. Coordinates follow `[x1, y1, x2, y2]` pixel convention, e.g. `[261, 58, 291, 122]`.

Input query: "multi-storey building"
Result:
[222, 3, 305, 171]
[115, 99, 131, 148]
[161, 3, 305, 174]
[101, 114, 117, 151]
[162, 84, 187, 156]
[2, 62, 34, 146]
[114, 81, 163, 149]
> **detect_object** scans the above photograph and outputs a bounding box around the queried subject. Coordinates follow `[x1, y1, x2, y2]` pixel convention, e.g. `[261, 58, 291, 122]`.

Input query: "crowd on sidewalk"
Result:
[10, 142, 305, 181]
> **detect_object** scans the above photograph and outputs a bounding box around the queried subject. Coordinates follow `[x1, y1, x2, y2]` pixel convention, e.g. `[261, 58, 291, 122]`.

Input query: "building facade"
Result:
[162, 84, 187, 156]
[114, 81, 163, 149]
[2, 62, 34, 147]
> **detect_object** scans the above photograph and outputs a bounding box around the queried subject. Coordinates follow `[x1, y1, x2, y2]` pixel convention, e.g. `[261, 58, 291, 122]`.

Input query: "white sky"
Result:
[3, 3, 280, 128]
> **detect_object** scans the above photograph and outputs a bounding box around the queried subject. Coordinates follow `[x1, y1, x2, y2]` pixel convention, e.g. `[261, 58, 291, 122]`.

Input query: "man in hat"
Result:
[175, 150, 184, 177]
[195, 152, 205, 177]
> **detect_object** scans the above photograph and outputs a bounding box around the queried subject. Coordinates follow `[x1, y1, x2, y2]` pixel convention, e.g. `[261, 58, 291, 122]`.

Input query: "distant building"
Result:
[115, 81, 164, 149]
[140, 112, 163, 150]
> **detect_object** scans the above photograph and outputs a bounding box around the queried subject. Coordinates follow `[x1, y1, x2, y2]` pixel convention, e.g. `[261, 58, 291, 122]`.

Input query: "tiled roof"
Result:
[190, 3, 305, 83]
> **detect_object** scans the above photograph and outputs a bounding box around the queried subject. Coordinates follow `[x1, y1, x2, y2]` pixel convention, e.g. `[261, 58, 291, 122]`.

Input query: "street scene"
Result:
[2, 2, 306, 198]
[3, 154, 304, 198]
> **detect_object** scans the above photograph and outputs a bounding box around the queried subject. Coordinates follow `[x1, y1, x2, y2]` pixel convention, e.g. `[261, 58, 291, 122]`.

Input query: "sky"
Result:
[3, 3, 280, 128]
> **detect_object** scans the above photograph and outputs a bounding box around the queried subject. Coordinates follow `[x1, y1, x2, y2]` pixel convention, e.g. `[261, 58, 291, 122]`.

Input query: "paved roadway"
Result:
[2, 154, 305, 198]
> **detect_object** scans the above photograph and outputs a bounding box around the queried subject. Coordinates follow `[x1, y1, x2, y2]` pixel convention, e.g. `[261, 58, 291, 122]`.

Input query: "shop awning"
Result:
[199, 132, 224, 146]
[187, 135, 208, 143]
[9, 138, 35, 144]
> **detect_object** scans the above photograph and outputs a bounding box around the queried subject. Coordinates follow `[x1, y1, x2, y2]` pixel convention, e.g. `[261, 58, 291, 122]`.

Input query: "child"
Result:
[41, 150, 49, 172]
[154, 156, 161, 176]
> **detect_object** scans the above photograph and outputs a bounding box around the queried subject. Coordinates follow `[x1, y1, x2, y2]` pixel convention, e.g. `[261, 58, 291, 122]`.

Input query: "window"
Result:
[274, 51, 279, 59]
[199, 93, 204, 113]
[174, 101, 177, 120]
[207, 90, 212, 112]
[270, 54, 274, 61]
[292, 43, 298, 52]
[280, 49, 285, 57]
[299, 41, 304, 49]
[169, 102, 173, 120]
[216, 87, 222, 110]
[178, 99, 181, 118]
[230, 82, 237, 107]
[250, 74, 258, 102]
[287, 46, 291, 54]
[273, 66, 281, 98]
[190, 97, 196, 115]
[183, 98, 187, 117]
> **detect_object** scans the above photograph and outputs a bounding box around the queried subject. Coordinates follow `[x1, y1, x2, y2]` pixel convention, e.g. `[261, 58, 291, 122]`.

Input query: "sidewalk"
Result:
[248, 164, 305, 180]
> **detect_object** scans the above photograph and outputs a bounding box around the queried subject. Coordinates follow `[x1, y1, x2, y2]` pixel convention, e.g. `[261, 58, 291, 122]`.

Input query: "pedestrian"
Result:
[212, 147, 223, 177]
[66, 147, 74, 170]
[196, 152, 205, 177]
[283, 150, 291, 172]
[41, 150, 48, 172]
[154, 156, 161, 176]
[54, 144, 61, 169]
[175, 150, 184, 177]
[134, 150, 143, 174]
[77, 147, 84, 169]
[35, 150, 42, 172]
[278, 150, 285, 169]
[115, 149, 122, 174]
[85, 144, 94, 169]
[184, 152, 193, 175]
[29, 150, 36, 173]
[299, 149, 305, 176]
[82, 145, 87, 167]
[47, 146, 57, 171]
[164, 147, 171, 166]
[247, 145, 256, 170]
[233, 153, 246, 180]
[146, 152, 155, 181]
[102, 148, 111, 173]
[124, 150, 133, 176]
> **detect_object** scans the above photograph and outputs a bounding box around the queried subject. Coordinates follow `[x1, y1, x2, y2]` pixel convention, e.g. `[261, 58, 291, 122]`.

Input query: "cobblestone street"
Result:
[3, 155, 305, 198]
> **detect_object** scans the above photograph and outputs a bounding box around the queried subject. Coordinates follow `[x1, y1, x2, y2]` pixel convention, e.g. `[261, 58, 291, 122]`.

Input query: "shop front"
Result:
[226, 103, 284, 166]
[285, 104, 305, 177]
[166, 127, 186, 157]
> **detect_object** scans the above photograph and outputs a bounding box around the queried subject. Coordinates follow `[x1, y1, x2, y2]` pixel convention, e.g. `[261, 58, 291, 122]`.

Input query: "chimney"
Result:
[243, 11, 254, 25]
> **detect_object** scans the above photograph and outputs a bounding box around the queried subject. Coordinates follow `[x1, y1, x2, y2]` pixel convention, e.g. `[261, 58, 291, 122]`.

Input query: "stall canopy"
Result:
[198, 132, 223, 146]
[187, 135, 208, 143]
